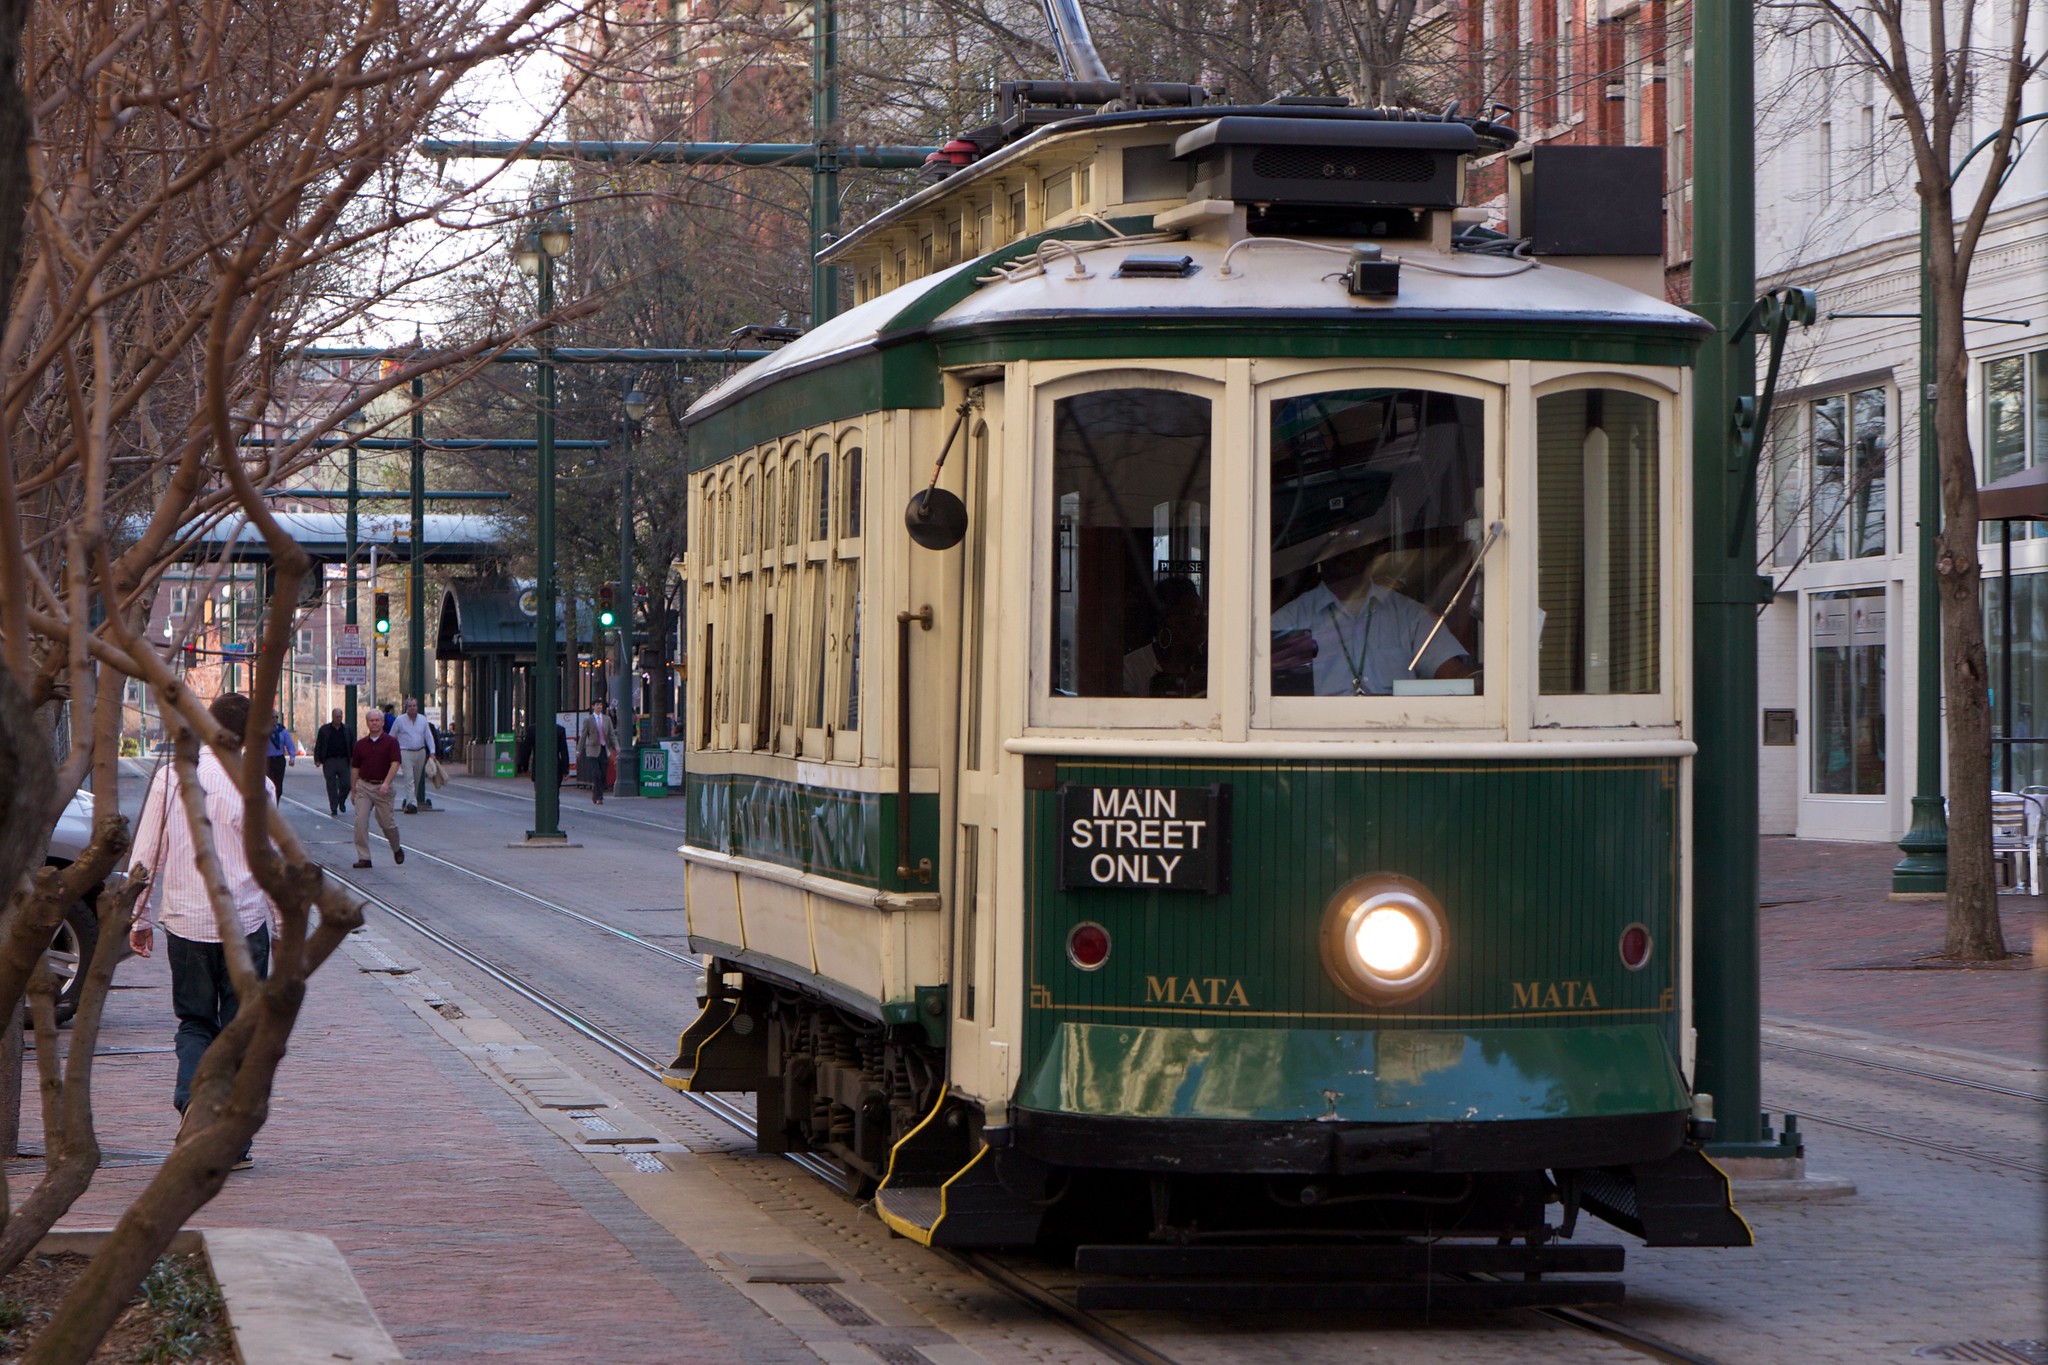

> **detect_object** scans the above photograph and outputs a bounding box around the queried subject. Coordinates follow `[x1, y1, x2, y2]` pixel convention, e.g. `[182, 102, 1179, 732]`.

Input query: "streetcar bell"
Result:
[1319, 874, 1448, 1005]
[905, 486, 968, 550]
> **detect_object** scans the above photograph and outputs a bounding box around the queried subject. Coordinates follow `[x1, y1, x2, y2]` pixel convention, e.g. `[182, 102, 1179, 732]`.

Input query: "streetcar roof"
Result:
[681, 237, 1707, 439]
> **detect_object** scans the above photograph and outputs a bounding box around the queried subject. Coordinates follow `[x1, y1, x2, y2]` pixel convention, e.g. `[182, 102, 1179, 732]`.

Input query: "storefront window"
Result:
[1984, 571, 2048, 791]
[1051, 388, 1211, 699]
[1809, 388, 1886, 562]
[1536, 388, 1660, 695]
[1268, 389, 1484, 697]
[1810, 588, 1886, 795]
[1984, 350, 2047, 542]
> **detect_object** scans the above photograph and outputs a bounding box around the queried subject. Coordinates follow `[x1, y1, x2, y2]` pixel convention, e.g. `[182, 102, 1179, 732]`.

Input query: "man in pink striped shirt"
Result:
[126, 693, 276, 1169]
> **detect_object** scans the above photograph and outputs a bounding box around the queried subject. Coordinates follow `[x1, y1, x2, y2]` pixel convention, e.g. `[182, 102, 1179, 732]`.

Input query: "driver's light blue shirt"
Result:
[1271, 581, 1465, 695]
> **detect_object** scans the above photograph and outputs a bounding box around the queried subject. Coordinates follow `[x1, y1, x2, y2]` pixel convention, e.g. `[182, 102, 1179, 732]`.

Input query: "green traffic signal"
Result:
[374, 591, 391, 634]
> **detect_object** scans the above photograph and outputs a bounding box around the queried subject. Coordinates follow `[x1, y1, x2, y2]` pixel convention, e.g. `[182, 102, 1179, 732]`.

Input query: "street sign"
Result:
[333, 624, 368, 687]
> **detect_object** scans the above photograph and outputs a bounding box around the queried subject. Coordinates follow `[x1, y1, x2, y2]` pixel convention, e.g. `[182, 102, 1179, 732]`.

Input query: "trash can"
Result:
[492, 733, 516, 778]
[638, 744, 670, 798]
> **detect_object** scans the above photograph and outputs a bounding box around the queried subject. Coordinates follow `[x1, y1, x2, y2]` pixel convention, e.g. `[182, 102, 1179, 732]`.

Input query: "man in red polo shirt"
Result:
[350, 707, 405, 869]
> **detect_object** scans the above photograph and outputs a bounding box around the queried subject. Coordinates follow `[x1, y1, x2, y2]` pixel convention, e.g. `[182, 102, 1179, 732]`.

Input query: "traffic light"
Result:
[182, 642, 198, 669]
[597, 582, 616, 629]
[373, 592, 391, 635]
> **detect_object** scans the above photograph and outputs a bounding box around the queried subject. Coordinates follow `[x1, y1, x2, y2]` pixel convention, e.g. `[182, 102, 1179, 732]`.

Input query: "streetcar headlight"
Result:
[1354, 906, 1424, 976]
[1320, 875, 1448, 1005]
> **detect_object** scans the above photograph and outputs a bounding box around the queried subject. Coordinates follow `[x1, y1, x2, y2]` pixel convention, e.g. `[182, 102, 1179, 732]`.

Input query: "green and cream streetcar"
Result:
[667, 81, 1751, 1301]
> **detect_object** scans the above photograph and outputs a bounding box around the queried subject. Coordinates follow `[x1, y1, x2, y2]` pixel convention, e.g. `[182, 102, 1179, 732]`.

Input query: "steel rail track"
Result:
[282, 795, 704, 973]
[327, 869, 845, 1186]
[1780, 1108, 2048, 1177]
[1760, 1038, 2046, 1104]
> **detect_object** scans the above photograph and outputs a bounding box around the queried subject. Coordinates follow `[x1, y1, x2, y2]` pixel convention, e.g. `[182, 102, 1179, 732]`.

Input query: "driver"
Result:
[1271, 528, 1475, 696]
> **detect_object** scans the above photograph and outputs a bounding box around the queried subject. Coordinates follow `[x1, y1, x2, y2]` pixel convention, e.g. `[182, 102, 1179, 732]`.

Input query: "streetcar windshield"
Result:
[1269, 388, 1484, 698]
[1051, 388, 1212, 699]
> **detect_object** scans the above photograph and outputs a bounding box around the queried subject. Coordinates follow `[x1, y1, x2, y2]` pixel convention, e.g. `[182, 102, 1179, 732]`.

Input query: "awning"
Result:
[1980, 464, 2048, 522]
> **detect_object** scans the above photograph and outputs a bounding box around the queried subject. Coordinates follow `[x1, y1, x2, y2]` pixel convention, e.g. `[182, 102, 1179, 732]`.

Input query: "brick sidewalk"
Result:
[1759, 835, 2045, 1064]
[33, 935, 810, 1364]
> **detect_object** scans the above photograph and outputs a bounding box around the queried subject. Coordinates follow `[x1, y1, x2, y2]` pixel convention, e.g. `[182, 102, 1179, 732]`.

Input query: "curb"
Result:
[34, 1228, 403, 1364]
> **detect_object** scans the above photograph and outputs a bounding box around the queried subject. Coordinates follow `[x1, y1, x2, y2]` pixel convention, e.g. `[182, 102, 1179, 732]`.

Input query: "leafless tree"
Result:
[0, 0, 583, 1357]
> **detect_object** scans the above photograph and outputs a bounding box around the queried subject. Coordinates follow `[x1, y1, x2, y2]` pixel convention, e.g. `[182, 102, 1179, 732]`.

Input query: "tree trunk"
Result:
[1930, 228, 2007, 960]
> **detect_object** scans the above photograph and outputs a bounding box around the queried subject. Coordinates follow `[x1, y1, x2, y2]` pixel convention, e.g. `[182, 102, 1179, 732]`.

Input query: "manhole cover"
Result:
[791, 1283, 874, 1326]
[1914, 1343, 2048, 1364]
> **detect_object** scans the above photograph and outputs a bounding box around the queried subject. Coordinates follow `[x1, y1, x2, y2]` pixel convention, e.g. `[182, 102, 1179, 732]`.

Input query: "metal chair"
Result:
[1990, 791, 2045, 895]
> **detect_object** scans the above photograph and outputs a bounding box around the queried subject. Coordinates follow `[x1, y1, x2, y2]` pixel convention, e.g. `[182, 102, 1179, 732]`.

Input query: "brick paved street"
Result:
[1759, 835, 2044, 1064]
[37, 888, 814, 1363]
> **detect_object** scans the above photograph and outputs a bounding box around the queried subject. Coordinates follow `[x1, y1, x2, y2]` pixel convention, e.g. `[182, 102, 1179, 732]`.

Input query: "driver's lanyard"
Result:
[1325, 599, 1378, 696]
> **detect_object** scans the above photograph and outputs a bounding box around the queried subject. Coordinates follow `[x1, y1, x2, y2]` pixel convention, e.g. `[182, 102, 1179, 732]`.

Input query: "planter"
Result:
[35, 1229, 402, 1364]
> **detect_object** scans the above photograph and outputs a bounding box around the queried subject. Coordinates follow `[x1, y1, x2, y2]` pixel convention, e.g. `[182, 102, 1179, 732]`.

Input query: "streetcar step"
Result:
[875, 1145, 1049, 1248]
[1073, 1278, 1627, 1312]
[1577, 1146, 1756, 1247]
[1074, 1242, 1625, 1278]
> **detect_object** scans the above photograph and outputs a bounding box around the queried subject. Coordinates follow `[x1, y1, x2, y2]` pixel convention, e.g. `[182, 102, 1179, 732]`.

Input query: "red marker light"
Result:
[1067, 922, 1111, 971]
[1619, 923, 1653, 971]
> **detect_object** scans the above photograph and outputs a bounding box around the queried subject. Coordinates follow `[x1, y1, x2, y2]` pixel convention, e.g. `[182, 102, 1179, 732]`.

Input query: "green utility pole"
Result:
[1688, 0, 1769, 1154]
[811, 0, 842, 324]
[1894, 110, 2048, 893]
[344, 419, 364, 732]
[525, 219, 570, 842]
[418, 141, 931, 168]
[1894, 205, 1949, 893]
[409, 369, 427, 710]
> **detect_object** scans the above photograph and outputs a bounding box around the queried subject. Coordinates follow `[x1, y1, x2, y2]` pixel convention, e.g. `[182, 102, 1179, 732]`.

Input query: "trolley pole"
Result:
[1689, 0, 1768, 1154]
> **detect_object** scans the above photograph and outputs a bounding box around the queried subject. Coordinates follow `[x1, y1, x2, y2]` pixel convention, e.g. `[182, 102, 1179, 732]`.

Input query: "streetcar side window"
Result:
[1536, 388, 1660, 695]
[1050, 388, 1211, 699]
[1268, 389, 1484, 698]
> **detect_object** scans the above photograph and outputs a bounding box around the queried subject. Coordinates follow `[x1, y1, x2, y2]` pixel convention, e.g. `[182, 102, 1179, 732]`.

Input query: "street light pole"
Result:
[1894, 110, 2048, 894]
[519, 216, 573, 842]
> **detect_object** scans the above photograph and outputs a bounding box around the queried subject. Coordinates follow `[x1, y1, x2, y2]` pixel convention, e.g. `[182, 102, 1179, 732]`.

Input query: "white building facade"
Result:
[1752, 19, 2048, 840]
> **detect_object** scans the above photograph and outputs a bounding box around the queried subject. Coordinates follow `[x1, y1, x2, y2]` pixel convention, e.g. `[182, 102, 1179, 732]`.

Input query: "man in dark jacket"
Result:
[313, 708, 354, 816]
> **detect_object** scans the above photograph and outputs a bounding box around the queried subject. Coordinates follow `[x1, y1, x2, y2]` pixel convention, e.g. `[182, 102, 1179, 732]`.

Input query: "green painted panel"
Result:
[1017, 1021, 1688, 1121]
[685, 771, 941, 892]
[1024, 758, 1680, 1056]
[688, 346, 940, 468]
[933, 318, 1706, 369]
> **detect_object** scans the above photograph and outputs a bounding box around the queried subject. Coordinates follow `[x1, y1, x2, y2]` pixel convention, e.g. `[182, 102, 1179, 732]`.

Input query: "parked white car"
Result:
[43, 788, 114, 1023]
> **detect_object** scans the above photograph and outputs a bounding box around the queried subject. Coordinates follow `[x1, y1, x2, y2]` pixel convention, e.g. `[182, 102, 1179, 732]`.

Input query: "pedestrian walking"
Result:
[264, 717, 300, 801]
[350, 707, 404, 868]
[390, 695, 435, 814]
[125, 692, 275, 1170]
[313, 708, 353, 816]
[578, 697, 615, 804]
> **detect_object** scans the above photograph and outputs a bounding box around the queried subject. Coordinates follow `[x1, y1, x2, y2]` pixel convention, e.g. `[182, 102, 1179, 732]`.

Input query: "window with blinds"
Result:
[1537, 388, 1660, 695]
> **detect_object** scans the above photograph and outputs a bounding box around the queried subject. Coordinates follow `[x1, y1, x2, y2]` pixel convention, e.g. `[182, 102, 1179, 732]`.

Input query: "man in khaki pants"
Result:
[350, 707, 405, 868]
